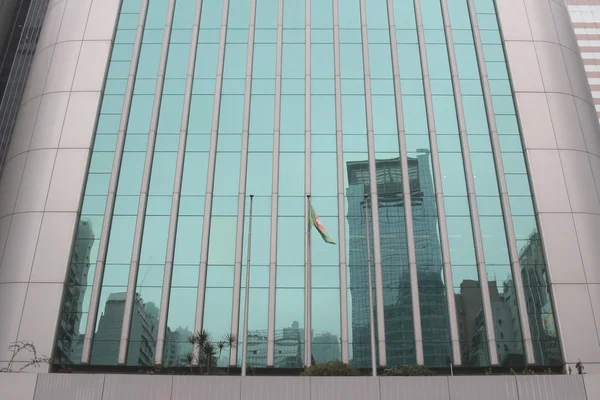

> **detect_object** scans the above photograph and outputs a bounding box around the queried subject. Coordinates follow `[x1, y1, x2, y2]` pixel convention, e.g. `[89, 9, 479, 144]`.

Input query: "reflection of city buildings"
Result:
[54, 219, 94, 365]
[164, 326, 194, 367]
[244, 321, 338, 368]
[518, 231, 561, 365]
[91, 293, 158, 366]
[346, 155, 449, 367]
[456, 279, 522, 367]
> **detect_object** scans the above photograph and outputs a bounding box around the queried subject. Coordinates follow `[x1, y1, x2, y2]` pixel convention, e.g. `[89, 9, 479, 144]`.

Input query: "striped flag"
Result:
[309, 204, 336, 245]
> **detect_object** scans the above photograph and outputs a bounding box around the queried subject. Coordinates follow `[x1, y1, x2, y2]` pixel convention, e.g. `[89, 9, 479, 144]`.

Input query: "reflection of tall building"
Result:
[346, 155, 449, 367]
[312, 332, 341, 363]
[54, 219, 94, 365]
[456, 279, 525, 367]
[245, 323, 303, 368]
[91, 293, 159, 366]
[164, 326, 194, 367]
[518, 231, 561, 365]
[455, 280, 488, 365]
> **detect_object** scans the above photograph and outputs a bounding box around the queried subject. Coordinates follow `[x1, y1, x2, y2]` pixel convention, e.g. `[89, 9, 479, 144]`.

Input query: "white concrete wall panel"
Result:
[537, 213, 586, 285]
[546, 93, 586, 152]
[56, 0, 93, 44]
[35, 1, 66, 54]
[499, 0, 600, 367]
[15, 283, 65, 362]
[524, 0, 559, 43]
[563, 47, 595, 105]
[504, 42, 544, 92]
[311, 377, 380, 400]
[21, 47, 54, 105]
[46, 149, 89, 212]
[29, 93, 69, 152]
[59, 92, 101, 150]
[525, 150, 570, 213]
[14, 149, 57, 214]
[559, 150, 600, 214]
[0, 213, 43, 283]
[379, 376, 450, 400]
[575, 97, 600, 158]
[0, 215, 11, 264]
[172, 376, 242, 400]
[0, 374, 37, 400]
[73, 41, 111, 92]
[242, 377, 309, 400]
[44, 41, 82, 95]
[1, 375, 592, 400]
[102, 376, 173, 400]
[0, 153, 27, 218]
[448, 376, 518, 400]
[551, 1, 579, 53]
[573, 214, 600, 284]
[0, 283, 28, 361]
[30, 213, 78, 283]
[0, 0, 119, 368]
[552, 284, 600, 364]
[84, 0, 121, 42]
[496, 0, 532, 42]
[516, 375, 587, 400]
[534, 42, 572, 95]
[34, 374, 104, 400]
[514, 93, 557, 149]
[6, 96, 42, 160]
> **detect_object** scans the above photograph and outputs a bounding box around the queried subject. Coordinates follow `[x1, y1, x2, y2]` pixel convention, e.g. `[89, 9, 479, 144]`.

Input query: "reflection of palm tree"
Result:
[186, 329, 237, 375]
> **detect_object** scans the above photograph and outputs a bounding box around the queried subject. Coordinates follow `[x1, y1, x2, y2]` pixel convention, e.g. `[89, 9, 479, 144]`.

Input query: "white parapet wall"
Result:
[0, 373, 594, 400]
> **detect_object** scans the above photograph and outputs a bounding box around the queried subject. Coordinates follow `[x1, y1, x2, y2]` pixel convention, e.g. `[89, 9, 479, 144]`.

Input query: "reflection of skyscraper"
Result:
[456, 279, 524, 367]
[164, 326, 194, 367]
[54, 219, 94, 365]
[346, 155, 449, 367]
[91, 293, 159, 366]
[245, 322, 304, 368]
[312, 332, 341, 364]
[518, 231, 561, 365]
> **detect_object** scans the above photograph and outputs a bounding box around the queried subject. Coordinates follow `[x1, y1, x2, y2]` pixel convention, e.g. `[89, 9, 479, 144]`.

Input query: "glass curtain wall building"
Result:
[49, 0, 563, 370]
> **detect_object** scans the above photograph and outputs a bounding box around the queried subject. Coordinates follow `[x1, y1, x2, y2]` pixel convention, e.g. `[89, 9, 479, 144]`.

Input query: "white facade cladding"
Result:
[0, 374, 598, 400]
[0, 0, 121, 371]
[497, 0, 600, 371]
[0, 0, 598, 386]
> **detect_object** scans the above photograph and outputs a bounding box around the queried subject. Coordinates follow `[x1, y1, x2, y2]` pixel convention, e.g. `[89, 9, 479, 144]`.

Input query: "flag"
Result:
[310, 204, 336, 245]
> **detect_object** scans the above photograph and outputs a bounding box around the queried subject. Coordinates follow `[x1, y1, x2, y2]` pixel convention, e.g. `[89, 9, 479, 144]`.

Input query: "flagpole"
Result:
[241, 194, 254, 377]
[305, 194, 312, 367]
[364, 193, 377, 377]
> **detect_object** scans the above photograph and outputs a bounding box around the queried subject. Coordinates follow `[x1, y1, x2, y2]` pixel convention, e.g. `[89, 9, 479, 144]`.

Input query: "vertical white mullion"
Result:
[81, 0, 150, 365]
[359, 0, 387, 367]
[436, 0, 491, 367]
[304, 0, 312, 367]
[415, 0, 498, 365]
[266, 0, 284, 368]
[195, 0, 230, 346]
[385, 0, 426, 366]
[331, 0, 349, 364]
[413, 0, 499, 365]
[118, 0, 178, 366]
[229, 0, 257, 368]
[466, 0, 535, 364]
[155, 0, 204, 367]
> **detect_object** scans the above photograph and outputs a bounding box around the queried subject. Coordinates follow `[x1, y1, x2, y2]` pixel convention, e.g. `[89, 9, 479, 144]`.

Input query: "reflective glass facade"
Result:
[55, 0, 562, 369]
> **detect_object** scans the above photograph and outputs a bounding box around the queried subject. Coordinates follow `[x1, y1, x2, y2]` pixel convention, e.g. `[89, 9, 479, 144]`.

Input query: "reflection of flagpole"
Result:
[241, 194, 254, 377]
[305, 194, 312, 367]
[364, 194, 377, 377]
